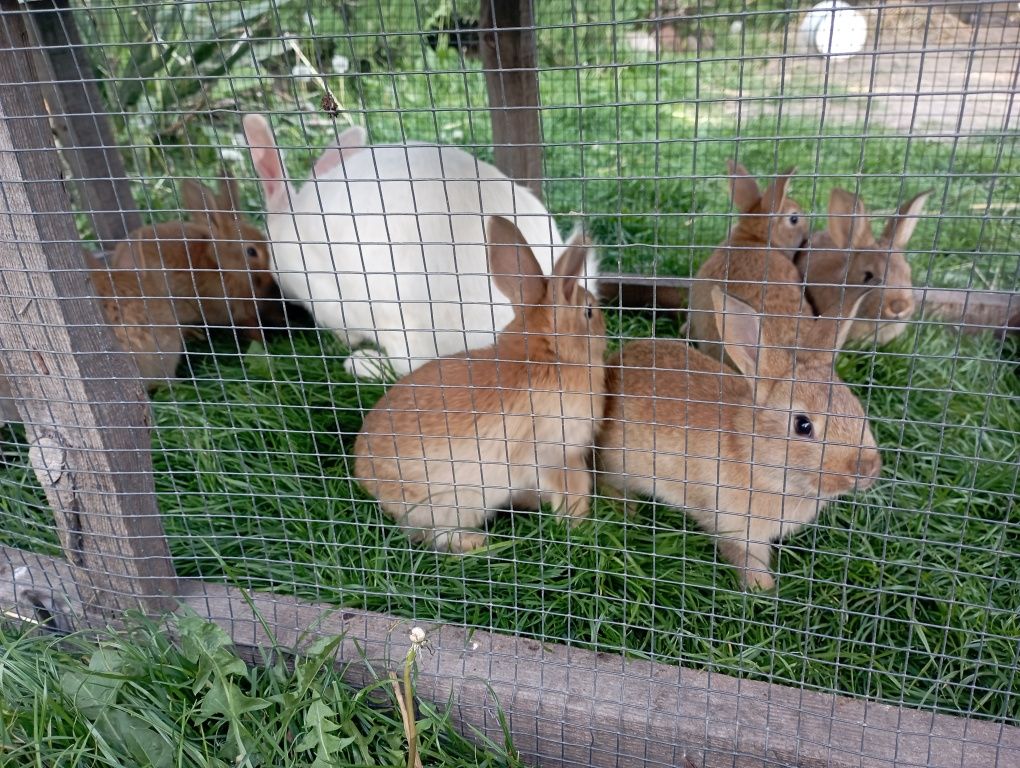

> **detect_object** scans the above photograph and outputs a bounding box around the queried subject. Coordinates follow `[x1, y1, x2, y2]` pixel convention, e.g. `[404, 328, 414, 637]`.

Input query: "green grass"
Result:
[0, 613, 520, 768]
[0, 0, 1017, 733]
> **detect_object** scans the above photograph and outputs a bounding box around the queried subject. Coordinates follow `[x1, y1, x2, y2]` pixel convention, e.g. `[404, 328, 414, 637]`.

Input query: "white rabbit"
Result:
[242, 115, 599, 379]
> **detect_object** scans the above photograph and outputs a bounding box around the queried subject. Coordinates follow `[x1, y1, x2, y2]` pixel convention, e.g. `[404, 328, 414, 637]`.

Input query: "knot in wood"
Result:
[28, 435, 67, 485]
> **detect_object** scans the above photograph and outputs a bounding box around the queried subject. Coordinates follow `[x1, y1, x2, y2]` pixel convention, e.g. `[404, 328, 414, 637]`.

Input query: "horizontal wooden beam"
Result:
[599, 273, 1020, 333]
[3, 545, 1016, 768]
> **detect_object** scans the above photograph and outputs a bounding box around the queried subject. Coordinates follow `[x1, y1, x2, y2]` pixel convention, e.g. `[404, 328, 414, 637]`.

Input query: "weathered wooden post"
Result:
[0, 3, 176, 621]
[23, 0, 142, 250]
[480, 0, 544, 200]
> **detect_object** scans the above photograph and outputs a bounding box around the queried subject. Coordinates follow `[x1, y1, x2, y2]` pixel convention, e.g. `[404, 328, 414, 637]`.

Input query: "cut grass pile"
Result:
[0, 612, 518, 768]
[0, 0, 1016, 732]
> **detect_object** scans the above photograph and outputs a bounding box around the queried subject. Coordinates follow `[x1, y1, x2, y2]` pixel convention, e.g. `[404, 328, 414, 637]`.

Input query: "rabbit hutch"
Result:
[0, 0, 1018, 766]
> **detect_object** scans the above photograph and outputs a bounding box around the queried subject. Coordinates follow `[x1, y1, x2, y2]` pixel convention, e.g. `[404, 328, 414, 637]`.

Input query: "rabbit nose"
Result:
[854, 451, 883, 489]
[885, 298, 913, 317]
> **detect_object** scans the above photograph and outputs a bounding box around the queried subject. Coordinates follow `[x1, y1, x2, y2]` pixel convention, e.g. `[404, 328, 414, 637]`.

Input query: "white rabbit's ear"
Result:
[710, 286, 762, 377]
[487, 216, 546, 308]
[727, 160, 761, 213]
[880, 189, 932, 250]
[827, 188, 872, 250]
[312, 125, 368, 178]
[243, 114, 290, 211]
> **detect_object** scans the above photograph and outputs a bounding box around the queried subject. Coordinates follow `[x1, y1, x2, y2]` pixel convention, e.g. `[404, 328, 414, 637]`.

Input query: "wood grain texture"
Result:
[4, 545, 1015, 768]
[0, 9, 175, 616]
[23, 0, 141, 249]
[480, 0, 544, 200]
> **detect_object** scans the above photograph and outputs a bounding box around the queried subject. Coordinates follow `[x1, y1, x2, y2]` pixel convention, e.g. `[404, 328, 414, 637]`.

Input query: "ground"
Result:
[757, 15, 1020, 135]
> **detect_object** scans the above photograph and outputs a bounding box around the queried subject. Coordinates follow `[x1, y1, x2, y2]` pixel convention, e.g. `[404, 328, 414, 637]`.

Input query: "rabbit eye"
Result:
[585, 305, 593, 319]
[789, 215, 799, 226]
[794, 414, 814, 437]
[863, 270, 875, 282]
[245, 246, 259, 259]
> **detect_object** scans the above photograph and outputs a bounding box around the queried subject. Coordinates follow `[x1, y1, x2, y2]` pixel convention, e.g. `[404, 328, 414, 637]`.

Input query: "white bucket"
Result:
[797, 1, 868, 57]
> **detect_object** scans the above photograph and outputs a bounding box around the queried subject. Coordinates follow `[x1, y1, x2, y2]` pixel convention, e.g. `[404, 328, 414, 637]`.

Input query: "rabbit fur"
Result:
[109, 173, 278, 339]
[354, 216, 606, 553]
[0, 177, 275, 426]
[243, 114, 599, 381]
[597, 286, 882, 590]
[688, 162, 812, 366]
[795, 188, 931, 345]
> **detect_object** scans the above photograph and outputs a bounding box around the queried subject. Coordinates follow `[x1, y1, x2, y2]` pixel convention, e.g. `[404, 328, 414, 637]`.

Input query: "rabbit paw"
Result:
[433, 529, 488, 553]
[741, 569, 776, 592]
[563, 496, 591, 525]
[345, 349, 397, 381]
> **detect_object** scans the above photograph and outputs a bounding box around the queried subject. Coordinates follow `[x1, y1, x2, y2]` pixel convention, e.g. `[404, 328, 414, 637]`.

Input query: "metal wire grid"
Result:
[0, 0, 1016, 736]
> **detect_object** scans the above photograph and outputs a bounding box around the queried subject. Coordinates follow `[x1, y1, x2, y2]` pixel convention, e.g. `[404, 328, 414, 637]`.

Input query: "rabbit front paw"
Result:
[345, 348, 398, 381]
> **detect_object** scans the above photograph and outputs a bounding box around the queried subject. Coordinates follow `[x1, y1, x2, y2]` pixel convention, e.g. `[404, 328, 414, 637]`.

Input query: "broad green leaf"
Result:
[97, 710, 175, 768]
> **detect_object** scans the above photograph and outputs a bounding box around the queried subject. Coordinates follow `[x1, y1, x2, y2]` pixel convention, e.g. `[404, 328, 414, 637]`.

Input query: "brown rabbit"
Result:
[354, 215, 607, 553]
[688, 162, 812, 365]
[0, 177, 277, 426]
[0, 260, 185, 426]
[110, 174, 278, 339]
[795, 188, 931, 345]
[597, 286, 882, 590]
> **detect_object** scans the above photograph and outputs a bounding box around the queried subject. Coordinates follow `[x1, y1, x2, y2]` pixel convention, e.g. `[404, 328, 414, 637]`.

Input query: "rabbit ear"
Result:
[814, 286, 880, 352]
[727, 160, 761, 212]
[710, 286, 762, 378]
[243, 114, 290, 211]
[827, 188, 872, 250]
[486, 216, 546, 308]
[205, 172, 247, 232]
[180, 179, 217, 214]
[759, 167, 795, 213]
[551, 228, 592, 305]
[217, 171, 241, 211]
[880, 189, 932, 250]
[312, 125, 368, 178]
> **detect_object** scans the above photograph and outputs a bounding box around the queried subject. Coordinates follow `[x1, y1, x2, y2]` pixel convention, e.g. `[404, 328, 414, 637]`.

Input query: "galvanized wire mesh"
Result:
[0, 0, 1017, 756]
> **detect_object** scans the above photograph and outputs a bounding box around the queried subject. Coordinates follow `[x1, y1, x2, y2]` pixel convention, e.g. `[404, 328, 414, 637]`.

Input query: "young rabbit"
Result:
[0, 179, 276, 426]
[688, 162, 811, 364]
[242, 114, 599, 380]
[110, 174, 278, 339]
[597, 286, 882, 590]
[354, 216, 606, 553]
[795, 188, 931, 345]
[0, 263, 185, 428]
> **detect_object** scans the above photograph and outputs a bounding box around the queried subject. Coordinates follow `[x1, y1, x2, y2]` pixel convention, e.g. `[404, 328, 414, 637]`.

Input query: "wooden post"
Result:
[480, 0, 544, 199]
[23, 0, 141, 250]
[0, 8, 176, 619]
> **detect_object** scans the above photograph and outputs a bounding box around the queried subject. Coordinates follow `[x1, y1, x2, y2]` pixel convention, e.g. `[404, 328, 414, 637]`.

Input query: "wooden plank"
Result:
[0, 10, 175, 617]
[480, 0, 543, 200]
[23, 0, 141, 249]
[917, 287, 1020, 331]
[1, 545, 1015, 768]
[599, 273, 1020, 333]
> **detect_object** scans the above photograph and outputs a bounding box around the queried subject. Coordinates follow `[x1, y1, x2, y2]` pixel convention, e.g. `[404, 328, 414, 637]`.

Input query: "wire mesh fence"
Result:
[0, 0, 1017, 762]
